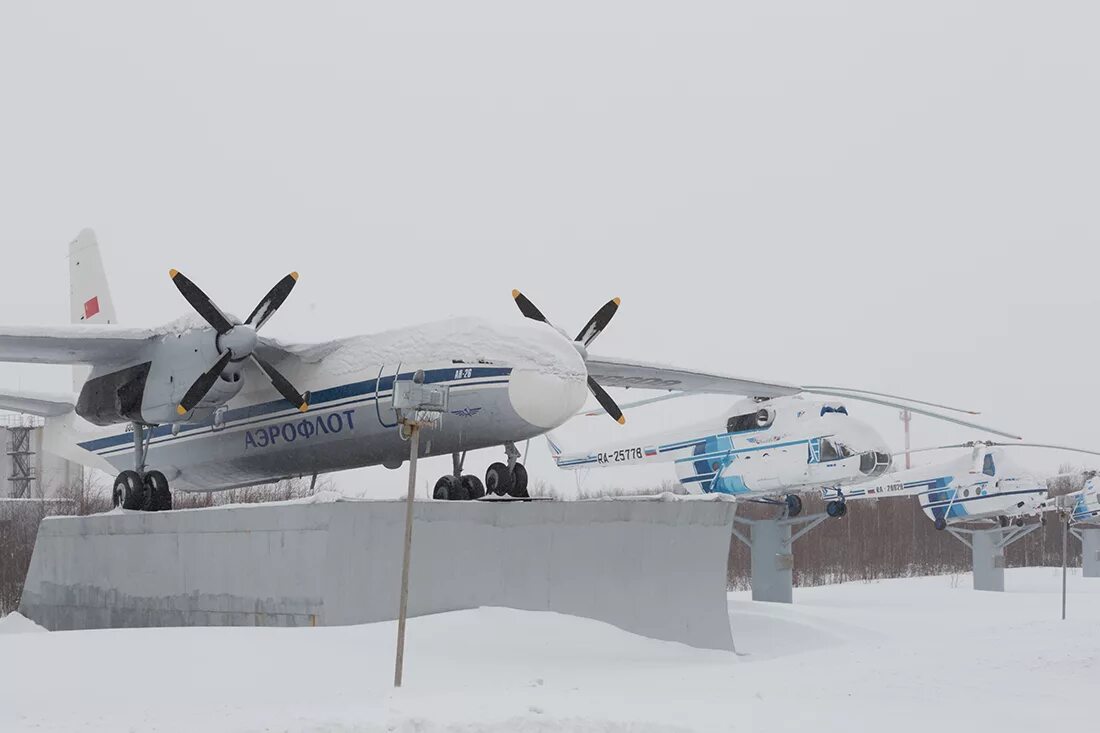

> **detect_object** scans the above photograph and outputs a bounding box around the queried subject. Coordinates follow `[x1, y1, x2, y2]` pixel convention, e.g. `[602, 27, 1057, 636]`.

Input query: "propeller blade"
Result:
[587, 376, 625, 425]
[169, 269, 234, 334]
[250, 353, 310, 412]
[245, 272, 299, 330]
[574, 297, 621, 347]
[177, 350, 233, 415]
[511, 289, 550, 324]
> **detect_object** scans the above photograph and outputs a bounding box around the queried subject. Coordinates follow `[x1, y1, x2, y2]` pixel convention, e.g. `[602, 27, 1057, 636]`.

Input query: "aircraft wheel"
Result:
[116, 471, 143, 510]
[826, 500, 846, 518]
[485, 462, 513, 496]
[508, 463, 530, 498]
[1014, 517, 1024, 527]
[785, 494, 803, 518]
[934, 517, 947, 531]
[460, 474, 486, 500]
[433, 475, 459, 500]
[998, 515, 1010, 528]
[143, 471, 172, 511]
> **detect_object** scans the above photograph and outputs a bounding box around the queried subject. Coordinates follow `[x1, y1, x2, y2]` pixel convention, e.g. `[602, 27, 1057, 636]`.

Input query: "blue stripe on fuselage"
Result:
[77, 366, 511, 454]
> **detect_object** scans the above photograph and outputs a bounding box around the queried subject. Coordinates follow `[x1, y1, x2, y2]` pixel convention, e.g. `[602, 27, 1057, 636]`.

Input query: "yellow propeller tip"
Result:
[511, 289, 521, 299]
[613, 297, 621, 306]
[176, 405, 187, 415]
[169, 268, 179, 278]
[299, 403, 309, 413]
[290, 271, 299, 281]
[616, 416, 626, 425]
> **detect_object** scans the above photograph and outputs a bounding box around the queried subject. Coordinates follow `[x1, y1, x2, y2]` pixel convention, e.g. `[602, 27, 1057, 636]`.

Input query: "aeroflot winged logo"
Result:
[451, 407, 483, 418]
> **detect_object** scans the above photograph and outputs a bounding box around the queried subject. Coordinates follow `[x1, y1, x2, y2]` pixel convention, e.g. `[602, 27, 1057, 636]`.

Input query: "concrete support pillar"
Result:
[732, 513, 827, 604]
[1081, 528, 1100, 578]
[971, 528, 1006, 592]
[748, 520, 794, 603]
[947, 523, 1041, 592]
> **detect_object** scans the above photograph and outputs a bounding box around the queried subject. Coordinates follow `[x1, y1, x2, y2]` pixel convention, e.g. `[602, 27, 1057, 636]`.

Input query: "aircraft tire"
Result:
[460, 474, 485, 500]
[785, 494, 803, 517]
[143, 471, 172, 511]
[118, 471, 143, 510]
[433, 475, 459, 500]
[508, 463, 530, 498]
[934, 517, 947, 531]
[485, 463, 513, 496]
[826, 500, 845, 518]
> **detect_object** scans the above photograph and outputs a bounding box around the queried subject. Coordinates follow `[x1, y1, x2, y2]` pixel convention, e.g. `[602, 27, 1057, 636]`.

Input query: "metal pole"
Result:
[1062, 514, 1068, 621]
[394, 424, 420, 687]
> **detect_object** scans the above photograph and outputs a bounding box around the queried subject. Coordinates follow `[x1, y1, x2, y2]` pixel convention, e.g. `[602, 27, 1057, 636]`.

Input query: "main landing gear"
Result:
[825, 495, 848, 518]
[785, 494, 803, 518]
[111, 423, 173, 512]
[433, 443, 530, 500]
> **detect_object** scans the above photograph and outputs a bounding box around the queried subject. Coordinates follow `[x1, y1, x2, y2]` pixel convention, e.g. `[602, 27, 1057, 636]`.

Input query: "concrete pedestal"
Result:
[732, 513, 827, 603]
[20, 497, 739, 651]
[947, 524, 1040, 592]
[1077, 527, 1100, 578]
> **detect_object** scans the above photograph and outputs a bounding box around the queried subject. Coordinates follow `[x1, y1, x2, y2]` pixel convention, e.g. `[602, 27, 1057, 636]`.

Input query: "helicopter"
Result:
[830, 441, 1100, 530]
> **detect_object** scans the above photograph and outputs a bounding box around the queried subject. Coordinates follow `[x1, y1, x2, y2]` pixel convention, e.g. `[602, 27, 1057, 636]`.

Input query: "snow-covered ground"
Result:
[1, 568, 1095, 732]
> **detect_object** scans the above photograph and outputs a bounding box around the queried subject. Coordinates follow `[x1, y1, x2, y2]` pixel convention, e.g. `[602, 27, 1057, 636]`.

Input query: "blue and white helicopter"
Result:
[836, 441, 1100, 530]
[547, 397, 1018, 518]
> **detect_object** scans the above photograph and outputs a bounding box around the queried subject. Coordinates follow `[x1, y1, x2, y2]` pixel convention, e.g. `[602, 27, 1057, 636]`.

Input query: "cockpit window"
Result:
[983, 453, 995, 477]
[819, 439, 840, 461]
[820, 405, 849, 417]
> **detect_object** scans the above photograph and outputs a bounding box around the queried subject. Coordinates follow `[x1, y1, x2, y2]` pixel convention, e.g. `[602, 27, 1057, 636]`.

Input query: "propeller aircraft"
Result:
[5, 230, 956, 513]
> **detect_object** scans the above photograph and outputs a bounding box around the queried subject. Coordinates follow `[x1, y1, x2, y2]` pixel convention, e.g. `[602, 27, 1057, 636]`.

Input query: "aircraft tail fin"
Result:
[69, 229, 118, 392]
[545, 432, 565, 465]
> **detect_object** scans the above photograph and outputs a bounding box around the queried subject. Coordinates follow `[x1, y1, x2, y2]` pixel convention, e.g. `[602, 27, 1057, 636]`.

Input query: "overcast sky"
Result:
[1, 2, 1098, 497]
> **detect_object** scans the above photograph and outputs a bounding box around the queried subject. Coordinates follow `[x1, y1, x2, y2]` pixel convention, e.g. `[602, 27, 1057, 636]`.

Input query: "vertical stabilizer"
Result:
[69, 229, 117, 391]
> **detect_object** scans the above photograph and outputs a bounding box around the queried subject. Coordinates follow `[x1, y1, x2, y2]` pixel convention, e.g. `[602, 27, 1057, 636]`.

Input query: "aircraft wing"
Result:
[0, 389, 75, 417]
[0, 324, 155, 365]
[584, 355, 801, 398]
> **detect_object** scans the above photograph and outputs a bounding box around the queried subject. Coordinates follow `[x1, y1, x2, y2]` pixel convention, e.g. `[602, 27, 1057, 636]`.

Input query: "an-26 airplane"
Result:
[1, 230, 1005, 513]
[834, 441, 1100, 529]
[546, 396, 1019, 518]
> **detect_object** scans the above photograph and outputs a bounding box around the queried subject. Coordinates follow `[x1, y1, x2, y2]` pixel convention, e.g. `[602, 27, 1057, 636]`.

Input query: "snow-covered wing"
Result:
[0, 324, 154, 365]
[585, 355, 801, 398]
[0, 389, 75, 416]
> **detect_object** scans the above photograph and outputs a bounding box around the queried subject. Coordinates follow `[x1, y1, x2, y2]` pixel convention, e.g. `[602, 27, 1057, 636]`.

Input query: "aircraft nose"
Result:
[508, 369, 588, 429]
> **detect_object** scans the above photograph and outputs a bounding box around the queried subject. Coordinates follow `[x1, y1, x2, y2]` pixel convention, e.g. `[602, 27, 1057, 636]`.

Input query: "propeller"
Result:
[511, 289, 625, 424]
[170, 269, 309, 416]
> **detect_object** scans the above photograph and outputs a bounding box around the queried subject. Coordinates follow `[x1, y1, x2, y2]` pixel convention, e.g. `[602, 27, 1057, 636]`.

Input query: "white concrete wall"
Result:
[20, 498, 737, 651]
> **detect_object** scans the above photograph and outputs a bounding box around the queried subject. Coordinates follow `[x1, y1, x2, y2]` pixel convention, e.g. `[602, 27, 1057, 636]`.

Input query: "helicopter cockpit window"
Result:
[816, 438, 853, 462]
[983, 453, 995, 477]
[820, 405, 849, 416]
